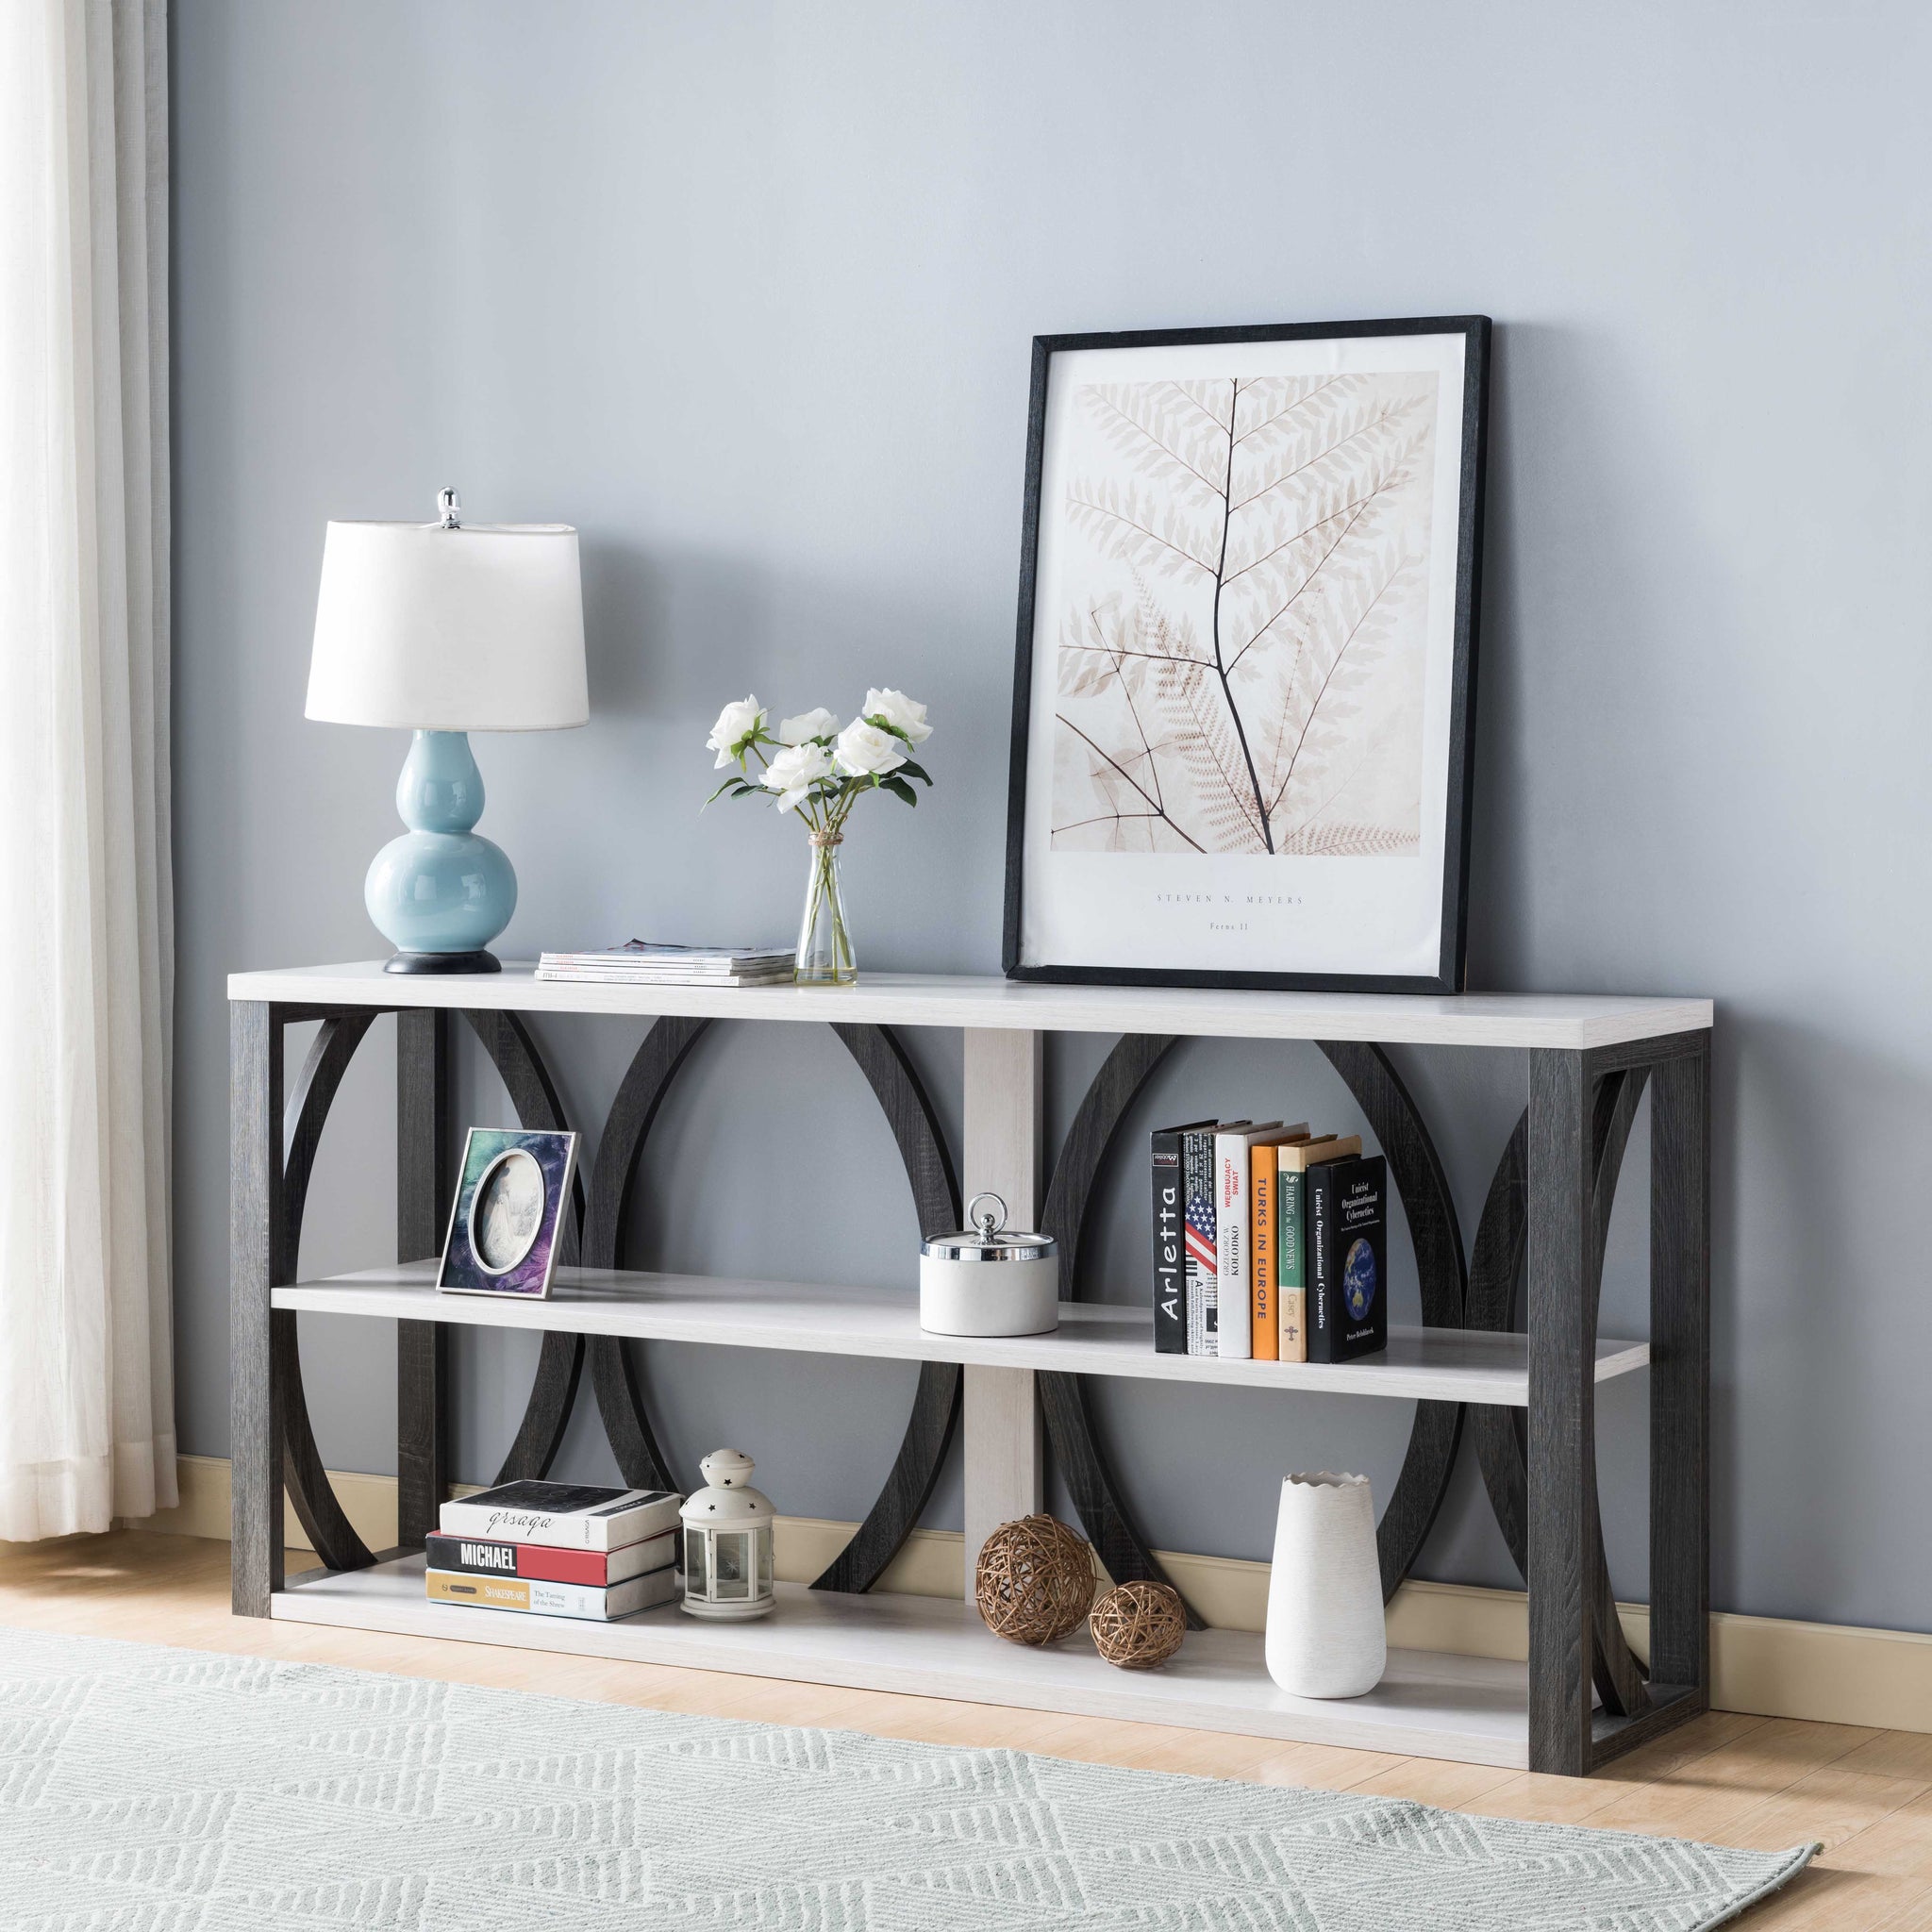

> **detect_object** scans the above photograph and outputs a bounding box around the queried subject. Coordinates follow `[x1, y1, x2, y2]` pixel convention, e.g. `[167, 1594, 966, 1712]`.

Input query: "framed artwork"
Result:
[438, 1127, 578, 1298]
[1003, 316, 1491, 993]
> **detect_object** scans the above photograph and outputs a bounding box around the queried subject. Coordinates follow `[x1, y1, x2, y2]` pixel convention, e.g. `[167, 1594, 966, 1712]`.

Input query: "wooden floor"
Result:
[4, 1532, 1929, 1928]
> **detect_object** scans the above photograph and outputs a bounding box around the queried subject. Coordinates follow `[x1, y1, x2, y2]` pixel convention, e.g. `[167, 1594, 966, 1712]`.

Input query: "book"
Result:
[1151, 1120, 1212, 1355]
[436, 1481, 683, 1552]
[540, 941, 791, 970]
[1275, 1136, 1359, 1362]
[1212, 1124, 1302, 1360]
[424, 1529, 676, 1588]
[1307, 1152, 1390, 1364]
[533, 958, 788, 974]
[536, 941, 792, 986]
[534, 966, 793, 986]
[1181, 1123, 1235, 1357]
[1251, 1145, 1284, 1361]
[426, 1562, 678, 1621]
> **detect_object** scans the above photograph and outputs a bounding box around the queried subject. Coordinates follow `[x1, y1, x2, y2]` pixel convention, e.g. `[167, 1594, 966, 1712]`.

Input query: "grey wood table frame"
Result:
[229, 996, 1709, 1779]
[1526, 1032, 1711, 1774]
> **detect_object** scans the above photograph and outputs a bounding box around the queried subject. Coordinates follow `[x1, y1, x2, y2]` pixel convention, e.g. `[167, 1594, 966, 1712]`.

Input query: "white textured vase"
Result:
[1263, 1473, 1387, 1699]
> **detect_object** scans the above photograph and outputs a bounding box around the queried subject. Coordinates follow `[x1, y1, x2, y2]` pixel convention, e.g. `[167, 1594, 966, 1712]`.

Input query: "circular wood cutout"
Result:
[1038, 1033, 1469, 1621]
[580, 1015, 964, 1597]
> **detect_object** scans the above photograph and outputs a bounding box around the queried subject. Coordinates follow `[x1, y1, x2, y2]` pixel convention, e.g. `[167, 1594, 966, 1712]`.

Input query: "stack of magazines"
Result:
[536, 941, 793, 987]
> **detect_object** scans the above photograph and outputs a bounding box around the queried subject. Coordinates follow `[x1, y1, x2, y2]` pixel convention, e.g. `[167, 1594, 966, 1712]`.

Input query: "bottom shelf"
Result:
[275, 1556, 1541, 1770]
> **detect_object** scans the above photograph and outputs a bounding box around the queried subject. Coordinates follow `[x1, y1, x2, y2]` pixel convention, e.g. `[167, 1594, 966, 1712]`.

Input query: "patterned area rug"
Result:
[0, 1629, 1812, 1929]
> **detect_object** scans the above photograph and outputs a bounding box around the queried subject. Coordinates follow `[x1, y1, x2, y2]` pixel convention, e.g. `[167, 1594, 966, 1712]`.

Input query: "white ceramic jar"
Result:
[1263, 1472, 1387, 1698]
[920, 1192, 1059, 1337]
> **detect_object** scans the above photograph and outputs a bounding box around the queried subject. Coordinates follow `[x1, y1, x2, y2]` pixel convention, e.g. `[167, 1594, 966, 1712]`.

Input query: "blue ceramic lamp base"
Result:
[365, 730, 517, 975]
[384, 949, 502, 976]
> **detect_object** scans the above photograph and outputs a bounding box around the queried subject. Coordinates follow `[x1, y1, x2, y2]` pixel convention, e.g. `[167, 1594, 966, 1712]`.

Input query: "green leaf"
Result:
[881, 774, 918, 806]
[896, 758, 933, 785]
[705, 775, 741, 804]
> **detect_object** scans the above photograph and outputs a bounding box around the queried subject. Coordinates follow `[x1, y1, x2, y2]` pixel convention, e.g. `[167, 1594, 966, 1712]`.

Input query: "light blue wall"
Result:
[172, 0, 1932, 1630]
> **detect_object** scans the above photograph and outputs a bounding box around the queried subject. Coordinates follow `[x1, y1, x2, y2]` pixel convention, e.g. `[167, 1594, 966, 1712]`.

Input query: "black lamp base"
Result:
[383, 950, 502, 975]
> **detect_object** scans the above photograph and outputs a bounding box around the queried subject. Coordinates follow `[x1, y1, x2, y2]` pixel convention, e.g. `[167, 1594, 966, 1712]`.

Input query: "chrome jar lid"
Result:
[920, 1191, 1057, 1263]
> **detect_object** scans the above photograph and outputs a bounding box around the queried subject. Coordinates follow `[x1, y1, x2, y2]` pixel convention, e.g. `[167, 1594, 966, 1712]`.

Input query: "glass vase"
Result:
[795, 834, 856, 986]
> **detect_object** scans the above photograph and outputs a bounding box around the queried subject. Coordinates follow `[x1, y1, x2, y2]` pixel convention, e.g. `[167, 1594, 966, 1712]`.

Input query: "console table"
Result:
[228, 962, 1710, 1776]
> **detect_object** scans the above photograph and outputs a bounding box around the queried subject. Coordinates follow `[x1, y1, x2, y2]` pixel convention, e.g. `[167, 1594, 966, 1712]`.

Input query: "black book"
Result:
[1151, 1120, 1212, 1354]
[1307, 1153, 1389, 1363]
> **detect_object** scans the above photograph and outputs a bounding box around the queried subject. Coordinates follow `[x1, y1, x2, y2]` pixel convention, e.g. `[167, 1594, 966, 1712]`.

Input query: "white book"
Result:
[1188, 1121, 1247, 1357]
[535, 967, 792, 987]
[437, 1481, 683, 1552]
[426, 1562, 678, 1621]
[1212, 1122, 1306, 1359]
[537, 959, 791, 975]
[539, 943, 791, 971]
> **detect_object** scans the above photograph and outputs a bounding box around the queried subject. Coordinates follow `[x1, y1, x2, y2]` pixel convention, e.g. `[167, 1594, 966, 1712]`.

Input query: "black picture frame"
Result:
[1002, 316, 1491, 994]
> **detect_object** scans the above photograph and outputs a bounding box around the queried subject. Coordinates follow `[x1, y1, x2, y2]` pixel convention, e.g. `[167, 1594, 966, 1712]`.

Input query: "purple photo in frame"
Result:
[437, 1127, 578, 1298]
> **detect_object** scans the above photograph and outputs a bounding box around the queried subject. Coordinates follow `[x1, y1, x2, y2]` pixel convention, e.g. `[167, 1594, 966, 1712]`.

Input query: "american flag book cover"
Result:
[1182, 1124, 1224, 1356]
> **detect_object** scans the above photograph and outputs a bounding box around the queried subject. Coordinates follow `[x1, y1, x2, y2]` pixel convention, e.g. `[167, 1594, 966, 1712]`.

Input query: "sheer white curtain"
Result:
[0, 0, 175, 1539]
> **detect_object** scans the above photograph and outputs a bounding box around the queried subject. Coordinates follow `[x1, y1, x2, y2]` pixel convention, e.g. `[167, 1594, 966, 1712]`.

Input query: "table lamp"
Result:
[307, 490, 588, 974]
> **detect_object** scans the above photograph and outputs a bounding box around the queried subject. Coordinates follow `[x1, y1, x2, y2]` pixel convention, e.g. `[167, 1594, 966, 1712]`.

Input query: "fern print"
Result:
[1049, 371, 1437, 858]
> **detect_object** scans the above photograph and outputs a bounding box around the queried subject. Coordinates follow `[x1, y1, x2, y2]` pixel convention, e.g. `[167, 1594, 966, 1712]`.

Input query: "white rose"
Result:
[706, 695, 765, 768]
[761, 740, 834, 811]
[863, 687, 932, 745]
[834, 718, 908, 777]
[778, 707, 840, 744]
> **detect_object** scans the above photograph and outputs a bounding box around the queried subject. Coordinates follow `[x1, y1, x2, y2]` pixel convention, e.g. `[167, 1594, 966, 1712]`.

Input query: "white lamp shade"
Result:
[307, 519, 589, 731]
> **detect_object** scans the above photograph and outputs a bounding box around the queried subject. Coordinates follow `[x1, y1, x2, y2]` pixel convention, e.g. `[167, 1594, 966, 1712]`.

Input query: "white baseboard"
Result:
[137, 1456, 969, 1601]
[135, 1454, 1932, 1735]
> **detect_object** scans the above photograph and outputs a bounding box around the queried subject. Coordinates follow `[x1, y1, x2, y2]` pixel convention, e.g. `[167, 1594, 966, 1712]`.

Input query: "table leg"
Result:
[1649, 1032, 1711, 1703]
[230, 1001, 285, 1615]
[396, 1008, 451, 1552]
[1527, 1048, 1596, 1774]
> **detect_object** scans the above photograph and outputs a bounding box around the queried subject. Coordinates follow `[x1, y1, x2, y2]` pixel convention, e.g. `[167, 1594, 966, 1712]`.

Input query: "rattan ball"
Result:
[1089, 1580, 1187, 1670]
[974, 1513, 1095, 1645]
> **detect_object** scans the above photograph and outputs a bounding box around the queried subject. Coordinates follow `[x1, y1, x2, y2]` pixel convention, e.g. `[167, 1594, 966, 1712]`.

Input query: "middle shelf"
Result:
[273, 1261, 1649, 1407]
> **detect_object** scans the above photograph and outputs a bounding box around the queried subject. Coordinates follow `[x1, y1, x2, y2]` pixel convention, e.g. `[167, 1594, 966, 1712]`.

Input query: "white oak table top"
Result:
[229, 961, 1712, 1050]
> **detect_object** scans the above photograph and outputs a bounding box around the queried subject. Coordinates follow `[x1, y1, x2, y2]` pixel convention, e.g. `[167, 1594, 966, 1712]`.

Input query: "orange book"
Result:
[1250, 1145, 1279, 1360]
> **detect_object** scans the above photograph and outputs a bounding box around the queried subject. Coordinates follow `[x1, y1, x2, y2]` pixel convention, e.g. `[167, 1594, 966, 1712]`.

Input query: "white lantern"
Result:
[679, 1449, 775, 1620]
